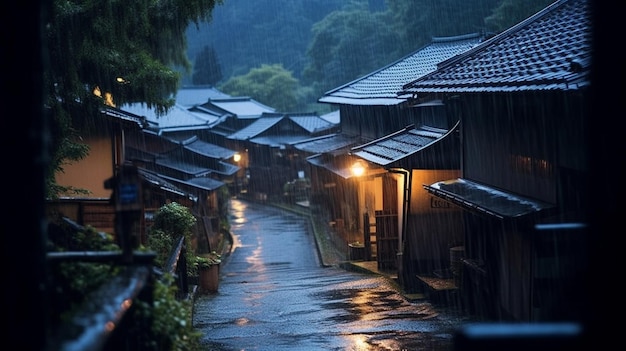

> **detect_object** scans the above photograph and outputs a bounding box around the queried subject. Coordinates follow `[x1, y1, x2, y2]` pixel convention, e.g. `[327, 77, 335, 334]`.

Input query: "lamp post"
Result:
[350, 159, 369, 260]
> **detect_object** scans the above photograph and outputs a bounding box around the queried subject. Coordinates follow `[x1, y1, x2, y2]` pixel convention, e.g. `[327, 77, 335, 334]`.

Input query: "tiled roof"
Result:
[158, 173, 225, 192]
[318, 33, 483, 106]
[201, 97, 275, 119]
[226, 116, 283, 140]
[176, 135, 237, 160]
[138, 168, 196, 201]
[154, 156, 213, 177]
[351, 125, 452, 166]
[306, 153, 387, 180]
[121, 103, 213, 134]
[174, 86, 231, 107]
[293, 133, 363, 154]
[226, 112, 335, 142]
[400, 0, 591, 95]
[214, 161, 240, 176]
[288, 113, 337, 134]
[320, 110, 340, 124]
[174, 176, 225, 192]
[101, 107, 148, 128]
[250, 135, 316, 148]
[125, 132, 178, 155]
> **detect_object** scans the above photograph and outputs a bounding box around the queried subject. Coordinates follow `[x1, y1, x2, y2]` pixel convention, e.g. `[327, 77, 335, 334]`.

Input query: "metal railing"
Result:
[45, 226, 191, 351]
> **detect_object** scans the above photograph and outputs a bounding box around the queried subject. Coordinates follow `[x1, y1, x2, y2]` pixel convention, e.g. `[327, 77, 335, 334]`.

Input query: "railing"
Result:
[45, 225, 191, 351]
[159, 235, 191, 299]
[45, 251, 156, 351]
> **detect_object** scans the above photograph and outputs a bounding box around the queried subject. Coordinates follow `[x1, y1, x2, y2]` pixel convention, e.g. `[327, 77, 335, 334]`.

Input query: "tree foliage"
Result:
[44, 0, 222, 198]
[303, 2, 400, 93]
[187, 0, 555, 113]
[192, 45, 223, 85]
[219, 64, 300, 112]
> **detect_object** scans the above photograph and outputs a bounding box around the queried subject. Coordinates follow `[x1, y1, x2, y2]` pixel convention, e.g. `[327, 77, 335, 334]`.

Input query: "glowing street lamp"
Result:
[233, 153, 241, 163]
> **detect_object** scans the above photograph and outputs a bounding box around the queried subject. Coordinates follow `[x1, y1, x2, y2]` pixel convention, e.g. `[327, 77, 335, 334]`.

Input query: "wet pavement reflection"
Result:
[193, 198, 471, 350]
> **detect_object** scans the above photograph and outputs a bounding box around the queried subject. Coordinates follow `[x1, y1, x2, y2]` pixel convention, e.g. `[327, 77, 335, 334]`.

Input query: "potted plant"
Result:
[195, 251, 221, 293]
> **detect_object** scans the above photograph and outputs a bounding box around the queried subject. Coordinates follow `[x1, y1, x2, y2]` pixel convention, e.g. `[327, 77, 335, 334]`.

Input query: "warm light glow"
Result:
[351, 160, 366, 177]
[233, 153, 241, 162]
[92, 86, 116, 107]
[105, 321, 115, 332]
[104, 92, 115, 107]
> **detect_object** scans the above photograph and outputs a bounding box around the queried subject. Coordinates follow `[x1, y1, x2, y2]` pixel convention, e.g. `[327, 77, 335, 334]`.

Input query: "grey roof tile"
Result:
[158, 173, 225, 192]
[174, 86, 231, 107]
[351, 125, 450, 166]
[400, 0, 591, 95]
[319, 33, 484, 105]
[288, 113, 336, 134]
[138, 168, 196, 200]
[200, 97, 275, 119]
[227, 112, 335, 142]
[121, 102, 213, 133]
[306, 153, 387, 179]
[293, 133, 362, 154]
[155, 156, 213, 177]
[176, 135, 237, 160]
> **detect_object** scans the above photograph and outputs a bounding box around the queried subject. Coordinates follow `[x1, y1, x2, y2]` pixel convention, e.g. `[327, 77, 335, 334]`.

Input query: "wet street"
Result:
[193, 198, 471, 350]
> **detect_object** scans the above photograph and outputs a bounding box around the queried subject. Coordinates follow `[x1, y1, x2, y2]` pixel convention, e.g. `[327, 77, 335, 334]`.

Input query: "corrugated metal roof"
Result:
[227, 116, 283, 140]
[351, 125, 452, 166]
[319, 33, 484, 106]
[400, 0, 591, 95]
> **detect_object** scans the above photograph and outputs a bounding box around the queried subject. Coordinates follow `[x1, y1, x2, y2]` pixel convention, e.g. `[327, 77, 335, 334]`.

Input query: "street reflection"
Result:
[193, 199, 469, 350]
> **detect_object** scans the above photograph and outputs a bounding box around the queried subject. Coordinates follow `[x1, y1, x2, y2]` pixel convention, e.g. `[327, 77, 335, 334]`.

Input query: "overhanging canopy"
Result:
[424, 178, 555, 219]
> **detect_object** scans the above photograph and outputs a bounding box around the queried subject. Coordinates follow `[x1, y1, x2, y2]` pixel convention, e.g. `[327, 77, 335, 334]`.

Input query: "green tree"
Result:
[303, 3, 400, 93]
[192, 45, 223, 85]
[219, 64, 300, 112]
[44, 0, 223, 198]
[386, 0, 501, 55]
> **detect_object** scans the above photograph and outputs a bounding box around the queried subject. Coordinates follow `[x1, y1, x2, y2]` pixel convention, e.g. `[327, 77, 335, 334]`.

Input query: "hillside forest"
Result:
[184, 0, 554, 112]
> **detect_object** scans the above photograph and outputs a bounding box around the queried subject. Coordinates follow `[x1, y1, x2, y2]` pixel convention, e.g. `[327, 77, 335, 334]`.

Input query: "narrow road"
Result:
[193, 198, 470, 350]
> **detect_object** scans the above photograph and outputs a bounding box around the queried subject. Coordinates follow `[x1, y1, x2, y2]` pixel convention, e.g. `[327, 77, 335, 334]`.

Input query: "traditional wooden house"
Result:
[399, 0, 590, 322]
[117, 102, 240, 251]
[227, 112, 338, 199]
[314, 33, 485, 282]
[47, 107, 195, 244]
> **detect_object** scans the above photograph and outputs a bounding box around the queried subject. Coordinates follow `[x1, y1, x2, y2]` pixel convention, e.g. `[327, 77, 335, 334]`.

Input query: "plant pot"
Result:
[198, 264, 219, 293]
